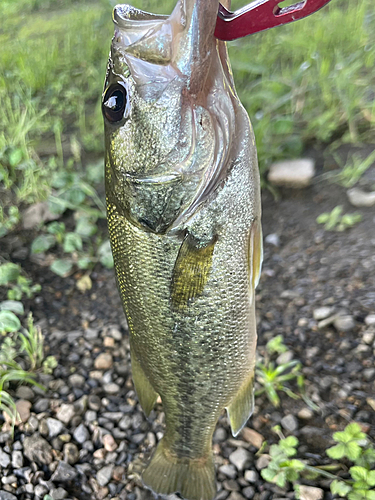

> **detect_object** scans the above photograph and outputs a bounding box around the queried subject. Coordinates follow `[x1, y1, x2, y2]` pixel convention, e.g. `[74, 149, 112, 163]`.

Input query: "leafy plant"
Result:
[0, 206, 20, 238]
[18, 314, 44, 370]
[261, 423, 375, 499]
[0, 262, 41, 300]
[42, 355, 58, 375]
[317, 206, 362, 231]
[335, 150, 375, 188]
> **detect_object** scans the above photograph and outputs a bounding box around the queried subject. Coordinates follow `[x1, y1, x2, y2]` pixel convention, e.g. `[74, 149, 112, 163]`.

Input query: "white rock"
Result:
[265, 233, 280, 246]
[281, 414, 298, 432]
[362, 330, 375, 345]
[244, 470, 258, 483]
[46, 418, 64, 438]
[229, 448, 251, 471]
[97, 464, 114, 486]
[347, 188, 375, 207]
[56, 404, 75, 425]
[22, 202, 60, 229]
[333, 315, 355, 332]
[298, 485, 324, 500]
[313, 306, 334, 321]
[268, 159, 315, 188]
[365, 314, 375, 326]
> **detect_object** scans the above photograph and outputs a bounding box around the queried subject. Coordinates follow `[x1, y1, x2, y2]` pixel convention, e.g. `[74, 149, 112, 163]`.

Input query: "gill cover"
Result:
[104, 0, 241, 234]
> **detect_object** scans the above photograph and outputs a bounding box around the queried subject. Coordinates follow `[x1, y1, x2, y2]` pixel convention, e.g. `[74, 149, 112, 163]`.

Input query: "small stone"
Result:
[219, 465, 237, 479]
[93, 448, 106, 459]
[281, 414, 298, 432]
[11, 451, 23, 469]
[103, 383, 120, 395]
[223, 480, 239, 491]
[366, 398, 375, 411]
[0, 492, 17, 500]
[85, 410, 97, 423]
[317, 315, 337, 329]
[97, 464, 114, 486]
[103, 337, 115, 348]
[298, 408, 314, 420]
[363, 368, 375, 381]
[333, 315, 355, 332]
[63, 443, 80, 465]
[112, 465, 126, 482]
[244, 470, 258, 483]
[255, 455, 270, 470]
[268, 158, 315, 188]
[13, 400, 31, 424]
[33, 398, 50, 413]
[68, 373, 85, 388]
[362, 331, 375, 345]
[56, 404, 75, 425]
[49, 487, 69, 500]
[84, 328, 99, 340]
[24, 414, 39, 433]
[213, 428, 227, 442]
[88, 395, 101, 411]
[73, 423, 90, 444]
[34, 484, 48, 498]
[103, 434, 118, 452]
[51, 461, 78, 482]
[241, 428, 264, 449]
[313, 307, 334, 321]
[39, 419, 49, 436]
[298, 485, 324, 500]
[242, 486, 255, 499]
[23, 435, 53, 465]
[22, 201, 59, 229]
[265, 234, 280, 247]
[229, 448, 251, 471]
[46, 418, 64, 438]
[94, 353, 113, 370]
[347, 187, 375, 207]
[15, 386, 34, 401]
[227, 492, 245, 500]
[364, 314, 375, 326]
[0, 449, 10, 468]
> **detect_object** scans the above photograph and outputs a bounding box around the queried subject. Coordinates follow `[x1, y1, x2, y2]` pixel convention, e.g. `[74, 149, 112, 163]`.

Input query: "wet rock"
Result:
[94, 353, 113, 370]
[51, 461, 78, 482]
[23, 435, 53, 465]
[347, 187, 375, 207]
[0, 449, 10, 468]
[46, 418, 64, 438]
[56, 404, 75, 425]
[97, 464, 114, 486]
[73, 424, 90, 444]
[229, 448, 251, 471]
[11, 451, 23, 469]
[63, 443, 80, 465]
[298, 485, 324, 500]
[103, 434, 118, 452]
[281, 414, 298, 432]
[268, 158, 315, 188]
[333, 315, 355, 332]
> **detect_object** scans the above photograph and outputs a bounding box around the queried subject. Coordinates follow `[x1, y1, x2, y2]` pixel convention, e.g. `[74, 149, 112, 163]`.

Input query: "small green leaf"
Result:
[50, 259, 73, 277]
[31, 234, 55, 254]
[330, 480, 352, 497]
[47, 221, 65, 236]
[0, 310, 21, 333]
[63, 232, 83, 253]
[0, 263, 20, 286]
[0, 301, 24, 315]
[8, 147, 23, 167]
[327, 442, 347, 460]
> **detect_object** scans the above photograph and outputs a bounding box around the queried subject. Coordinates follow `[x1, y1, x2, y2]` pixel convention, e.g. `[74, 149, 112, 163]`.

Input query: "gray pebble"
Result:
[33, 398, 50, 413]
[219, 465, 237, 479]
[333, 315, 355, 332]
[97, 464, 114, 486]
[68, 374, 85, 388]
[84, 328, 99, 340]
[24, 415, 39, 433]
[15, 386, 35, 401]
[0, 491, 17, 500]
[73, 424, 90, 444]
[1, 475, 16, 485]
[49, 487, 69, 500]
[242, 486, 255, 499]
[56, 404, 76, 425]
[265, 233, 280, 247]
[365, 314, 375, 326]
[313, 307, 334, 321]
[281, 414, 298, 432]
[51, 461, 78, 482]
[63, 443, 80, 465]
[118, 416, 132, 430]
[0, 449, 10, 468]
[255, 455, 270, 470]
[88, 395, 101, 411]
[244, 470, 258, 483]
[11, 451, 23, 469]
[213, 428, 227, 442]
[34, 484, 48, 498]
[103, 383, 120, 395]
[85, 411, 97, 423]
[46, 418, 64, 438]
[229, 448, 251, 471]
[131, 433, 145, 444]
[23, 435, 53, 466]
[276, 351, 293, 365]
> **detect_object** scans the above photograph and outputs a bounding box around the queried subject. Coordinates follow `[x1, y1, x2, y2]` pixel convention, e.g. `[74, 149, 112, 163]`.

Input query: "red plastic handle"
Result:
[215, 0, 333, 41]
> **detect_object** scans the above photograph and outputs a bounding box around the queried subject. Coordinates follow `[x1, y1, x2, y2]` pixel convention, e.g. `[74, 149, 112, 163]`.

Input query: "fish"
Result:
[102, 1, 262, 499]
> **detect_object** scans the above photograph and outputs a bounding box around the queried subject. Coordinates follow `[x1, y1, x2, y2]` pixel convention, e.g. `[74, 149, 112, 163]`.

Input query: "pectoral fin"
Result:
[171, 233, 217, 310]
[226, 374, 255, 437]
[130, 347, 158, 417]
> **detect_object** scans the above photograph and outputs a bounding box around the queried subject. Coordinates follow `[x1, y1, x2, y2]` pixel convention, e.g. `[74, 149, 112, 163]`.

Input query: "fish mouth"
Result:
[113, 5, 168, 29]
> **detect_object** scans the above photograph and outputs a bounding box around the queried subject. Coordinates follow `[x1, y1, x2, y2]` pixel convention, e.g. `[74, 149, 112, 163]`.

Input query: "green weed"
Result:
[261, 423, 375, 499]
[0, 262, 41, 301]
[317, 206, 362, 231]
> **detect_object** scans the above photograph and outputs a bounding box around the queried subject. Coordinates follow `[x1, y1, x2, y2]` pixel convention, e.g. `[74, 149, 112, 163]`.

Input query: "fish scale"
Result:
[103, 1, 262, 499]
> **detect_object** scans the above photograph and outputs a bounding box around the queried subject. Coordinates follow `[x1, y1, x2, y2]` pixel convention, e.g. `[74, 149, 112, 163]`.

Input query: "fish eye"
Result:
[102, 83, 127, 123]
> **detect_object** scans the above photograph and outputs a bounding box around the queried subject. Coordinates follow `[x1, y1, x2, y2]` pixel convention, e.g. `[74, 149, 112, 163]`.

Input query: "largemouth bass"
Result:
[103, 1, 262, 499]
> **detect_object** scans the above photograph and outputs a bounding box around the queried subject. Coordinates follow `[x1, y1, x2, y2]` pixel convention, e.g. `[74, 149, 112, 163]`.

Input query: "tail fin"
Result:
[142, 440, 216, 500]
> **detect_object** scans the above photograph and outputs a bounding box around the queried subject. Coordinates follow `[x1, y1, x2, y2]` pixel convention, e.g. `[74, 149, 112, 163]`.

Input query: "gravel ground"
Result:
[0, 162, 374, 500]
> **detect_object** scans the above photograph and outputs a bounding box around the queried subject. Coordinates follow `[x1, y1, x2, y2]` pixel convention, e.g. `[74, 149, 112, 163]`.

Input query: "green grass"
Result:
[0, 0, 374, 210]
